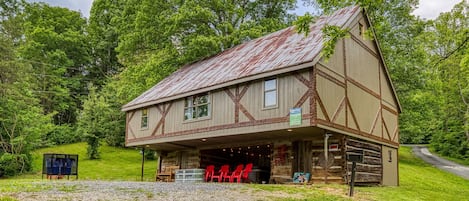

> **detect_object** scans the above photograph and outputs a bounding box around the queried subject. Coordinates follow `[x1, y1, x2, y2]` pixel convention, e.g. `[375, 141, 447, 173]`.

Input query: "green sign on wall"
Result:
[289, 108, 302, 126]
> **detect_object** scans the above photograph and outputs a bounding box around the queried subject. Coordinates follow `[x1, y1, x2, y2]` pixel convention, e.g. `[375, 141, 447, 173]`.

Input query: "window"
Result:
[359, 23, 364, 36]
[184, 93, 210, 120]
[358, 22, 366, 38]
[388, 150, 392, 162]
[264, 78, 277, 108]
[141, 109, 148, 129]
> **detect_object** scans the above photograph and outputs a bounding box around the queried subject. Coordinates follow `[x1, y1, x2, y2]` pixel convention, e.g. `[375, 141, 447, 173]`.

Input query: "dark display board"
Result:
[42, 154, 78, 179]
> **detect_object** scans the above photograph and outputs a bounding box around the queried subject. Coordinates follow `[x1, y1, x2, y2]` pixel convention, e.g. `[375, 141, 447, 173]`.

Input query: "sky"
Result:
[27, 0, 462, 20]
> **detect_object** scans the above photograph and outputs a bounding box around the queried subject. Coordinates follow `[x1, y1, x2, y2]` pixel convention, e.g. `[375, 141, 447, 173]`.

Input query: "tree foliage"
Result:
[19, 3, 90, 125]
[425, 2, 469, 159]
[77, 85, 109, 159]
[0, 27, 53, 176]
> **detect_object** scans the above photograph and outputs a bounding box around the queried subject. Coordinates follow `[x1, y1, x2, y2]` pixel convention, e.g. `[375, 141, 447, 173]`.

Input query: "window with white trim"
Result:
[184, 93, 211, 120]
[264, 78, 277, 108]
[141, 108, 148, 128]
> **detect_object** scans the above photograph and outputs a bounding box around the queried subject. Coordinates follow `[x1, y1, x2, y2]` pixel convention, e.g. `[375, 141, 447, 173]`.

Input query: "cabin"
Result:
[122, 6, 400, 186]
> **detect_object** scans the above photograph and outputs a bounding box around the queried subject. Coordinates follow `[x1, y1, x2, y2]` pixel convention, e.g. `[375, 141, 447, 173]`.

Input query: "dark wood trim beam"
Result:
[317, 119, 399, 147]
[316, 69, 346, 88]
[152, 102, 173, 136]
[370, 107, 381, 134]
[331, 97, 346, 123]
[294, 91, 309, 108]
[349, 33, 379, 59]
[347, 78, 380, 99]
[224, 85, 255, 123]
[311, 68, 317, 126]
[382, 104, 398, 116]
[293, 72, 311, 87]
[240, 104, 256, 121]
[315, 89, 330, 122]
[343, 39, 349, 128]
[347, 99, 361, 132]
[392, 126, 399, 142]
[126, 111, 137, 140]
[382, 118, 391, 141]
[127, 114, 314, 143]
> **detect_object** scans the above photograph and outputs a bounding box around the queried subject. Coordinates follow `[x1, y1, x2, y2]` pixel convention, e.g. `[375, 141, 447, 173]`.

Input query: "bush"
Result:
[42, 124, 81, 146]
[0, 153, 31, 177]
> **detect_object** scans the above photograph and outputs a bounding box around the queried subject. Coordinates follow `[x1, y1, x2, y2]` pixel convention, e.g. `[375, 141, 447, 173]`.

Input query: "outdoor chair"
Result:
[211, 165, 229, 182]
[223, 164, 244, 183]
[204, 165, 215, 182]
[240, 163, 253, 182]
[156, 165, 179, 182]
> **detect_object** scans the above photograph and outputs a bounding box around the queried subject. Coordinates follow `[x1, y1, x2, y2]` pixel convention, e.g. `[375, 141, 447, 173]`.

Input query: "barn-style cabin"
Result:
[122, 6, 400, 186]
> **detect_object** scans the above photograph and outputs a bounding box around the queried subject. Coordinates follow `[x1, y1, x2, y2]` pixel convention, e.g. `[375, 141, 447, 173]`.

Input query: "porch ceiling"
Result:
[142, 127, 325, 151]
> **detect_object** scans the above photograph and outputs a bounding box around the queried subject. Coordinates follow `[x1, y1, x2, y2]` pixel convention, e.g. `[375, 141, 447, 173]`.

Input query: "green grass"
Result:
[16, 142, 158, 181]
[0, 196, 18, 201]
[250, 184, 352, 200]
[356, 146, 469, 200]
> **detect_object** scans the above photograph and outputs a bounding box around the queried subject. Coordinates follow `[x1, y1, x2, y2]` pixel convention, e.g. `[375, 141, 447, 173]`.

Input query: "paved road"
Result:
[411, 145, 469, 180]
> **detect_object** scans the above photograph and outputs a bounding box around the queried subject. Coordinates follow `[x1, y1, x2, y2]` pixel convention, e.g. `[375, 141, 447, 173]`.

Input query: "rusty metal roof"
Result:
[122, 6, 361, 111]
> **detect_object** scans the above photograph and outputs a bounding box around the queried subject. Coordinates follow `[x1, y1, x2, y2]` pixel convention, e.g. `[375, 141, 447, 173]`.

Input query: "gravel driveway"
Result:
[411, 145, 469, 180]
[1, 180, 282, 201]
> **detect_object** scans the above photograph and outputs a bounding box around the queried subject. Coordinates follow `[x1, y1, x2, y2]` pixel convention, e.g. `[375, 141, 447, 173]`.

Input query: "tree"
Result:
[77, 85, 109, 159]
[0, 32, 53, 176]
[87, 0, 123, 88]
[426, 1, 468, 159]
[19, 3, 90, 125]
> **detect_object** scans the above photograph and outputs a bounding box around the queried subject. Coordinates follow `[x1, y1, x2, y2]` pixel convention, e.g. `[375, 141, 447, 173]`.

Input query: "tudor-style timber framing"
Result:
[123, 6, 400, 186]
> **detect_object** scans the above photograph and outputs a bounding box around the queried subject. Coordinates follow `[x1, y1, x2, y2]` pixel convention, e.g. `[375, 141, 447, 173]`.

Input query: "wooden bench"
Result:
[156, 165, 179, 182]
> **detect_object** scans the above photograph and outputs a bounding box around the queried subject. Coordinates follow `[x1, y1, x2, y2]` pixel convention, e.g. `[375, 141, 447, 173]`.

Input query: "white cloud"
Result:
[412, 0, 462, 20]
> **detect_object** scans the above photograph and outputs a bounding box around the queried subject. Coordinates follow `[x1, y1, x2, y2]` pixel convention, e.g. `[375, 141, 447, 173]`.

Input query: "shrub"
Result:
[0, 153, 31, 177]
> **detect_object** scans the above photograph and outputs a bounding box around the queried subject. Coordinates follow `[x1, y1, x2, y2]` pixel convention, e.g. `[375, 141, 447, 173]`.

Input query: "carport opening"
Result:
[200, 143, 272, 183]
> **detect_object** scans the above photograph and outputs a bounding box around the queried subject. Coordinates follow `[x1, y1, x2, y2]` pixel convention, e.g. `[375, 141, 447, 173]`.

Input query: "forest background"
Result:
[0, 0, 467, 176]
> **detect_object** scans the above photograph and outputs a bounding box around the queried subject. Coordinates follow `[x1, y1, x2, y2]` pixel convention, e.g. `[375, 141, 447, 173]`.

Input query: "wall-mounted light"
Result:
[287, 129, 293, 132]
[201, 138, 207, 142]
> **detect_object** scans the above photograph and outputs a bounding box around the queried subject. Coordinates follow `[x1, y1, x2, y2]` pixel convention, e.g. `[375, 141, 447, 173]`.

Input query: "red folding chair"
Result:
[229, 163, 253, 183]
[223, 164, 244, 183]
[211, 165, 229, 182]
[204, 165, 215, 182]
[241, 163, 253, 182]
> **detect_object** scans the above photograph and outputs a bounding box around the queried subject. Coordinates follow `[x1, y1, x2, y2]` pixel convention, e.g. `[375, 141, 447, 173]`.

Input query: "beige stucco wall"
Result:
[382, 145, 399, 186]
[126, 70, 312, 146]
[315, 13, 399, 146]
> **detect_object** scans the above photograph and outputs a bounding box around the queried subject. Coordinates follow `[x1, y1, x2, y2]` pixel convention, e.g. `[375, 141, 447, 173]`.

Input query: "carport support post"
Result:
[324, 133, 331, 183]
[141, 147, 145, 181]
[349, 161, 357, 196]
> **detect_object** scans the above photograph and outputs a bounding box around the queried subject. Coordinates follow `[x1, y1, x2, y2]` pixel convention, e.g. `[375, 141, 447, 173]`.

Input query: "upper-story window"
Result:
[184, 93, 211, 120]
[358, 22, 367, 39]
[141, 108, 148, 129]
[264, 78, 277, 108]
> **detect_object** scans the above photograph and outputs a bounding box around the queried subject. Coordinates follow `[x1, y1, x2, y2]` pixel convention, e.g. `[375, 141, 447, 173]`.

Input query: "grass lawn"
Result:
[356, 146, 469, 200]
[15, 142, 158, 181]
